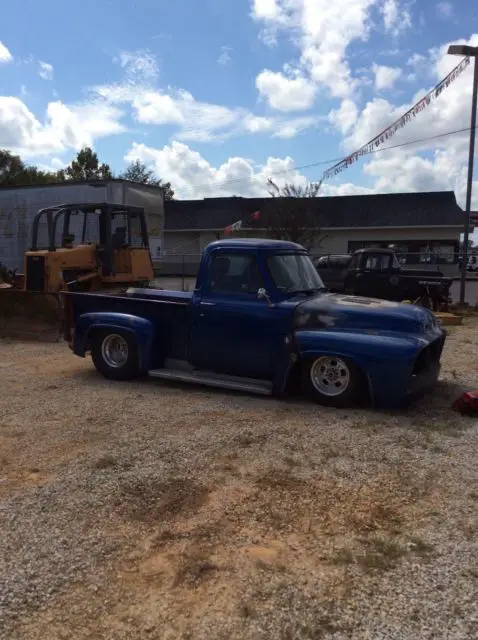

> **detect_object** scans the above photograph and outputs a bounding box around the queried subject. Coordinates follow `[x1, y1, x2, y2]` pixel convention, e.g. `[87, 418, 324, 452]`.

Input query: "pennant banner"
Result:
[322, 56, 471, 181]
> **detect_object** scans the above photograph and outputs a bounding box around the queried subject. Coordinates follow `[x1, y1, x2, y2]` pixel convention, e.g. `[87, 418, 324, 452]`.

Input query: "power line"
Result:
[187, 126, 472, 193]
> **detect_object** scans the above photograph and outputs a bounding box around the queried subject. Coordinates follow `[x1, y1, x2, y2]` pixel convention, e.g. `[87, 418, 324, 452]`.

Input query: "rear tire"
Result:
[301, 355, 361, 408]
[91, 330, 140, 380]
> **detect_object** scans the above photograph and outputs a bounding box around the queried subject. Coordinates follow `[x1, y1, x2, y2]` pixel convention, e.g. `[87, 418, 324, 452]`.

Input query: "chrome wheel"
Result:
[101, 334, 129, 368]
[310, 356, 351, 397]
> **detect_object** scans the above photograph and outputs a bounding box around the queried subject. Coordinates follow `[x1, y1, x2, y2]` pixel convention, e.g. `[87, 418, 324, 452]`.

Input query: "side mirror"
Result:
[257, 287, 273, 306]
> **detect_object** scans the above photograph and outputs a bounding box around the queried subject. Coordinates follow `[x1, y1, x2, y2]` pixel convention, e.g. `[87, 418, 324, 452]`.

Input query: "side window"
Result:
[365, 254, 390, 271]
[209, 253, 264, 294]
[329, 256, 351, 269]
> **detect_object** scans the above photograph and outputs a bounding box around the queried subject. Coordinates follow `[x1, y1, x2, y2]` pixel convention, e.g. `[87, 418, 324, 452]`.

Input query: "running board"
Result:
[148, 368, 273, 395]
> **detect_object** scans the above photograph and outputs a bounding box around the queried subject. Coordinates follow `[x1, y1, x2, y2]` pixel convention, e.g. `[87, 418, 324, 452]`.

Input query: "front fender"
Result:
[294, 329, 427, 406]
[73, 312, 154, 371]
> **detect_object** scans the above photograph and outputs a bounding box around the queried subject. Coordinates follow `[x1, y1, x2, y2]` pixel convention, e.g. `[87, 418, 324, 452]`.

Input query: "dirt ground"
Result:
[1, 320, 478, 639]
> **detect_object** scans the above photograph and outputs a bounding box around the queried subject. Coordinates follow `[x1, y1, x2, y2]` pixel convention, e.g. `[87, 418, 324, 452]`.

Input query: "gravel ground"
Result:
[1, 321, 478, 639]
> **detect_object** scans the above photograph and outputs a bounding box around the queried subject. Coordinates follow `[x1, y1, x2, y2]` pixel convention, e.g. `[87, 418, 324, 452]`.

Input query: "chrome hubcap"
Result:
[101, 334, 129, 368]
[310, 356, 350, 397]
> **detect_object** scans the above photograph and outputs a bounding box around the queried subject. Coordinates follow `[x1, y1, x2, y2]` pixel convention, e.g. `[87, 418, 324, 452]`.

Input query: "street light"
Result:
[448, 44, 478, 306]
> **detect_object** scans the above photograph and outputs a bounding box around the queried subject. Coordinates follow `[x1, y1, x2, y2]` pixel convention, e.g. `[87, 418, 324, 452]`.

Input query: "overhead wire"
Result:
[185, 126, 473, 193]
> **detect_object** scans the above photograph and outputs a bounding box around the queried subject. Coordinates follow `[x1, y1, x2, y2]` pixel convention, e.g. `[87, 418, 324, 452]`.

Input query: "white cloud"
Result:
[361, 146, 478, 209]
[372, 63, 402, 90]
[241, 113, 318, 139]
[251, 0, 382, 99]
[124, 140, 310, 199]
[320, 182, 377, 196]
[117, 49, 158, 80]
[217, 46, 232, 66]
[381, 0, 412, 37]
[321, 34, 478, 210]
[38, 61, 53, 81]
[273, 115, 318, 138]
[242, 114, 274, 134]
[256, 68, 316, 111]
[92, 60, 321, 143]
[407, 53, 427, 69]
[252, 0, 285, 21]
[0, 96, 125, 158]
[341, 35, 478, 156]
[132, 91, 185, 125]
[0, 41, 12, 63]
[124, 140, 382, 201]
[437, 2, 453, 19]
[328, 99, 358, 134]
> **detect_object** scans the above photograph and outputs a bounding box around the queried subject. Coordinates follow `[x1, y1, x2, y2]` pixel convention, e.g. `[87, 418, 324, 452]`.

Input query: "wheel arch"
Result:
[74, 312, 154, 371]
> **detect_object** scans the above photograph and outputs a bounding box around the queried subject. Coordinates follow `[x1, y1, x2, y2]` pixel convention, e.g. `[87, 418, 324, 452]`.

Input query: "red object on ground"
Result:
[452, 390, 478, 415]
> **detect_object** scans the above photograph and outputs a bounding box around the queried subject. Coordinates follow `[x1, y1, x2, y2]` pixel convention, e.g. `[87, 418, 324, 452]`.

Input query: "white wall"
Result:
[310, 227, 462, 254]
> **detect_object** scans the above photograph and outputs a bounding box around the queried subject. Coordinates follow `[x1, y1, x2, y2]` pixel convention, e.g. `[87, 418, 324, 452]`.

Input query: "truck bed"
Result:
[64, 287, 192, 361]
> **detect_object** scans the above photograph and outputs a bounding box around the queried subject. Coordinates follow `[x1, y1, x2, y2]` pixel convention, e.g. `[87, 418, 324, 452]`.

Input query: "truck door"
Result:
[189, 250, 286, 379]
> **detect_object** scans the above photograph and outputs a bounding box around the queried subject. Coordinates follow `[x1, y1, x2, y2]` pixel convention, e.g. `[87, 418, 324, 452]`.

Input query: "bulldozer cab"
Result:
[0, 202, 155, 341]
[27, 202, 154, 291]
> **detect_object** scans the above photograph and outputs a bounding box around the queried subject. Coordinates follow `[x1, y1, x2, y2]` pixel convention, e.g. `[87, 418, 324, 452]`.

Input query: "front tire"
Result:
[301, 355, 361, 408]
[91, 330, 140, 380]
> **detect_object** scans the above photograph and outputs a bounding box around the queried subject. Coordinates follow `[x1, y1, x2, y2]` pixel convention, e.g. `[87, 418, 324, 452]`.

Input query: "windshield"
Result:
[267, 253, 325, 293]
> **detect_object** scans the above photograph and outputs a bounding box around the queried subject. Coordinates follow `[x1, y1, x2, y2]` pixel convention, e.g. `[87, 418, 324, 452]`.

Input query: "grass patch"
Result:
[93, 455, 117, 470]
[173, 551, 219, 588]
[358, 537, 408, 571]
[255, 468, 306, 491]
[235, 431, 268, 448]
[330, 537, 409, 572]
[329, 547, 356, 566]
[116, 477, 210, 523]
[408, 536, 436, 559]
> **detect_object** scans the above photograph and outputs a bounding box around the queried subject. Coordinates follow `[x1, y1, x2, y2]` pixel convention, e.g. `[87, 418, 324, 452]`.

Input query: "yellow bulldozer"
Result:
[0, 202, 155, 340]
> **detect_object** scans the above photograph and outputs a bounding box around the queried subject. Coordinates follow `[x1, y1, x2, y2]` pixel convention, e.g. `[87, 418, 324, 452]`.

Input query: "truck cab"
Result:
[63, 239, 446, 409]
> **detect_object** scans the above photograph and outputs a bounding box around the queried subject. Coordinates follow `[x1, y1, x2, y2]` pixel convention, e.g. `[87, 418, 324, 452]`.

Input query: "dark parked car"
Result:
[315, 248, 452, 311]
[313, 255, 352, 292]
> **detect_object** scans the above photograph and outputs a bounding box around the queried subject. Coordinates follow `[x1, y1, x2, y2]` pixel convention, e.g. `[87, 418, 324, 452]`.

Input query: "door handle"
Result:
[200, 301, 216, 306]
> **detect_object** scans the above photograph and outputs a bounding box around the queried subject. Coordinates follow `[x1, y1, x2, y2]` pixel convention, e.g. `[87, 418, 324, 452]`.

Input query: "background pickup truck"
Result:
[63, 239, 446, 409]
[314, 247, 452, 310]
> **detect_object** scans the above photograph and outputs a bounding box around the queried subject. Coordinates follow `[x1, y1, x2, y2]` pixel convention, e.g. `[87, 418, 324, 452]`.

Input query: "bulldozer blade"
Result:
[0, 291, 63, 342]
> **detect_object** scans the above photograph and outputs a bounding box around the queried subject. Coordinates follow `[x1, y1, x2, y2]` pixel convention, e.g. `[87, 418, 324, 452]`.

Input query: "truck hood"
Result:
[293, 293, 436, 335]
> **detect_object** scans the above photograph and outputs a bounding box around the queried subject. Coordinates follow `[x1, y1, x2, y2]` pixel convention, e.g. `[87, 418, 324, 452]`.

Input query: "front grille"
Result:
[412, 336, 444, 376]
[25, 255, 46, 292]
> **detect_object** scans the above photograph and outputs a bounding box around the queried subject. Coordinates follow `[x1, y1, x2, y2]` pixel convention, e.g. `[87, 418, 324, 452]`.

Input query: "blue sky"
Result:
[1, 0, 478, 206]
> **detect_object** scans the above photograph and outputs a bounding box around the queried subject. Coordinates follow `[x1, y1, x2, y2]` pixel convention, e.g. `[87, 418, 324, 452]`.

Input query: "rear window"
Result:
[315, 256, 329, 268]
[329, 256, 352, 268]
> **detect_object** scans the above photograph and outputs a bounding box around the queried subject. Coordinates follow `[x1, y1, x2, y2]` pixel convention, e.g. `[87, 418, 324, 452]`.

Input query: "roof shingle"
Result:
[164, 191, 464, 231]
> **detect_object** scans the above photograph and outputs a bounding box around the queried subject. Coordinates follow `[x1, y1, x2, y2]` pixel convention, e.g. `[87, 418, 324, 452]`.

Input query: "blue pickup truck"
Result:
[62, 239, 446, 409]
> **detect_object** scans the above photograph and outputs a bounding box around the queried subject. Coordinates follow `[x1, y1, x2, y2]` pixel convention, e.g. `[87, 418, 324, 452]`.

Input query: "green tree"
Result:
[0, 149, 61, 186]
[120, 159, 174, 200]
[59, 147, 113, 181]
[263, 178, 325, 249]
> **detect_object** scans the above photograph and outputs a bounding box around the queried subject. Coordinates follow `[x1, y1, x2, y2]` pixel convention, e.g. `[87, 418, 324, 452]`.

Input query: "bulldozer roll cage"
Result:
[30, 202, 150, 252]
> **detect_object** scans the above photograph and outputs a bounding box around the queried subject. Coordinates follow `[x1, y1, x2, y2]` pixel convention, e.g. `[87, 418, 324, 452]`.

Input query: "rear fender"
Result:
[74, 312, 154, 371]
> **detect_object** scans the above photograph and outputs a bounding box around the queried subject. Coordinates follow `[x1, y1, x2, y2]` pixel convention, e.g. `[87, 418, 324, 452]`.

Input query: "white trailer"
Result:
[0, 180, 164, 271]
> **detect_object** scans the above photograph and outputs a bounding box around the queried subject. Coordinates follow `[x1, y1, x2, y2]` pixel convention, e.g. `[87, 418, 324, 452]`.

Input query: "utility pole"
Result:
[448, 45, 478, 306]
